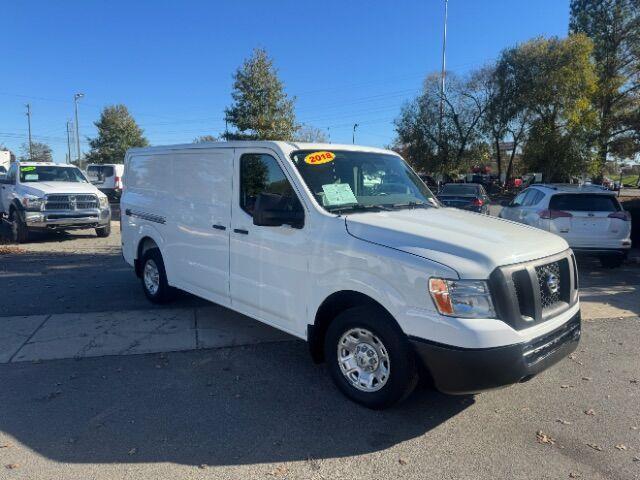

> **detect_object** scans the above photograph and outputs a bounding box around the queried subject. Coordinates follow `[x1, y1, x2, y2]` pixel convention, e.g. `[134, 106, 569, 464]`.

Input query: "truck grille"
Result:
[489, 251, 578, 330]
[44, 194, 98, 211]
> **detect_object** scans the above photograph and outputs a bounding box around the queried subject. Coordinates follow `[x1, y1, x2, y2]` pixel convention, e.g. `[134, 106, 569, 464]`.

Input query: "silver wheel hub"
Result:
[143, 259, 160, 295]
[337, 328, 390, 392]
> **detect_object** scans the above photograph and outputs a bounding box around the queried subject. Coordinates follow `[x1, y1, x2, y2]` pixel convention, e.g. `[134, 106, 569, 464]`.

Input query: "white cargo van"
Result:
[121, 142, 580, 408]
[86, 163, 124, 200]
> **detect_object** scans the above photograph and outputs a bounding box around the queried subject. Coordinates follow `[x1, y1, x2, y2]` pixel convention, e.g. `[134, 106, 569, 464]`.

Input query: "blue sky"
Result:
[2, 0, 570, 163]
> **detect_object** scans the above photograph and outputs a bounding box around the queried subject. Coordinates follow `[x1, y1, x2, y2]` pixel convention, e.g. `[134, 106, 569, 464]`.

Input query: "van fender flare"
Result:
[133, 225, 167, 277]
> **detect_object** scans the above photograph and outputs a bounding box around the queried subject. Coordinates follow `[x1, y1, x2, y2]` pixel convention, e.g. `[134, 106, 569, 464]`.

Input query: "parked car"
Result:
[437, 183, 490, 214]
[419, 174, 439, 193]
[0, 162, 111, 243]
[499, 184, 631, 268]
[122, 142, 580, 408]
[86, 163, 124, 201]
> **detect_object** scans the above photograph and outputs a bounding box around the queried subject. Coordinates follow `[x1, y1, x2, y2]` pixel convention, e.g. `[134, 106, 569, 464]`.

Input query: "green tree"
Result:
[225, 48, 298, 140]
[19, 141, 53, 162]
[570, 0, 640, 173]
[85, 105, 148, 164]
[496, 35, 598, 181]
[193, 135, 218, 143]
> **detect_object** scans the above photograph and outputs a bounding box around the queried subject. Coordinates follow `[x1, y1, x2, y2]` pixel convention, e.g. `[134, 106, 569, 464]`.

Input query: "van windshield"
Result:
[19, 165, 87, 183]
[290, 150, 438, 213]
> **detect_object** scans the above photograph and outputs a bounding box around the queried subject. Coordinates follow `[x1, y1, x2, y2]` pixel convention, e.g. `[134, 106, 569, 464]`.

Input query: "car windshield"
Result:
[290, 150, 437, 213]
[440, 184, 480, 195]
[19, 165, 87, 183]
[549, 193, 620, 212]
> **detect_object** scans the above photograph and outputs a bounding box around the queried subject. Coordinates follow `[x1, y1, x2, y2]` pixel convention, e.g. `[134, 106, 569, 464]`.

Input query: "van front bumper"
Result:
[409, 311, 581, 394]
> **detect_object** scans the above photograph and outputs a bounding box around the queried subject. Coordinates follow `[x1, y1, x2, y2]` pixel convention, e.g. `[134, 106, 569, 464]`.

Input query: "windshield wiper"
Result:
[328, 204, 393, 214]
[386, 201, 435, 210]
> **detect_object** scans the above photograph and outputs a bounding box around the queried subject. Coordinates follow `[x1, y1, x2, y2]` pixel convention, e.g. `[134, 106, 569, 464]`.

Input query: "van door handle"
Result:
[212, 224, 226, 231]
[233, 228, 249, 235]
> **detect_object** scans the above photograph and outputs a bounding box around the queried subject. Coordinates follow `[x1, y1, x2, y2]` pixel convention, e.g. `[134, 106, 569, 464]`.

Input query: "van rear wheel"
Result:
[324, 305, 418, 409]
[140, 248, 175, 304]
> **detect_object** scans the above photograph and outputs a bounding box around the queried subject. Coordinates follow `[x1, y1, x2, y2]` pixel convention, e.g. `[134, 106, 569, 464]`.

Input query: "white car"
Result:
[0, 162, 111, 243]
[121, 142, 580, 408]
[499, 184, 631, 268]
[86, 163, 125, 200]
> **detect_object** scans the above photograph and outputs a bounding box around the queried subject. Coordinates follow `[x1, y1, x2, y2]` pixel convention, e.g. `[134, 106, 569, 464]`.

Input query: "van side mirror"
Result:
[253, 193, 304, 229]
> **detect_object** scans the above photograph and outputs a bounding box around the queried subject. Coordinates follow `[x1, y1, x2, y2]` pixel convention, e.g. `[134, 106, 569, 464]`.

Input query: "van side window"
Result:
[239, 154, 301, 216]
[6, 164, 17, 184]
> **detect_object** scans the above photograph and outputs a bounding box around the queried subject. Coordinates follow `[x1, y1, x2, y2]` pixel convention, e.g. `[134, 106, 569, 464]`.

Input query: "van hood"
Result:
[21, 182, 103, 197]
[345, 207, 569, 278]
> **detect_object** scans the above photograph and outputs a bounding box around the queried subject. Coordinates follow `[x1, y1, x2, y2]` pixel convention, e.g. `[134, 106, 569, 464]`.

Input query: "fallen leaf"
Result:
[561, 384, 571, 389]
[198, 464, 207, 469]
[615, 444, 627, 451]
[569, 472, 580, 478]
[556, 419, 572, 425]
[4, 464, 19, 470]
[398, 457, 408, 465]
[586, 443, 603, 452]
[633, 456, 640, 462]
[0, 444, 12, 449]
[127, 448, 137, 456]
[581, 377, 592, 381]
[584, 409, 596, 416]
[268, 465, 289, 477]
[536, 431, 556, 445]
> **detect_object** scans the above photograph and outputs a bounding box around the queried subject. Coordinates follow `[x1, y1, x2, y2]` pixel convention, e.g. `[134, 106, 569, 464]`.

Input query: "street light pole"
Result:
[73, 93, 84, 167]
[438, 0, 449, 167]
[352, 123, 359, 144]
[25, 104, 33, 161]
[66, 120, 72, 164]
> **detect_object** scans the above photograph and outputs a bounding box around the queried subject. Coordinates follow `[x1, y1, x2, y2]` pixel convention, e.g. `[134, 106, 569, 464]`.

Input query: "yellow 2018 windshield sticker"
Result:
[304, 151, 335, 165]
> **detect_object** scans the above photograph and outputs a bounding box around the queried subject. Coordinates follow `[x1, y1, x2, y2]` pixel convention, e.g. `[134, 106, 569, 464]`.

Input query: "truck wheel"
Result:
[9, 209, 29, 244]
[140, 248, 175, 304]
[95, 223, 111, 238]
[324, 305, 418, 409]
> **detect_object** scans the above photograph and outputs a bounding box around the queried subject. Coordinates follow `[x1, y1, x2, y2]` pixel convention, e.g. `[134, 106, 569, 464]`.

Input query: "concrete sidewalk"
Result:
[1, 283, 638, 364]
[0, 304, 292, 364]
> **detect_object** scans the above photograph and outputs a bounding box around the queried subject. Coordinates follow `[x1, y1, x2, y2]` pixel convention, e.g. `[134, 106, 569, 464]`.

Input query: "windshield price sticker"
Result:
[304, 151, 335, 165]
[20, 166, 36, 172]
[322, 183, 358, 206]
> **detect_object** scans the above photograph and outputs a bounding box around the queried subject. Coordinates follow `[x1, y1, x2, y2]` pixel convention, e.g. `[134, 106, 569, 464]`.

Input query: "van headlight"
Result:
[99, 196, 109, 208]
[21, 195, 44, 211]
[428, 278, 495, 318]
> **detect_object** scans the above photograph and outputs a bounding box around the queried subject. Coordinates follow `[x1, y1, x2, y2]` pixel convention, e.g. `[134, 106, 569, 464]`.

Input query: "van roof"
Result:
[126, 141, 394, 156]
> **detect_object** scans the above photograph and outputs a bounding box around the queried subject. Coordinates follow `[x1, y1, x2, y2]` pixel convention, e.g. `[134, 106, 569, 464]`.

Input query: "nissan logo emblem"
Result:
[546, 272, 560, 294]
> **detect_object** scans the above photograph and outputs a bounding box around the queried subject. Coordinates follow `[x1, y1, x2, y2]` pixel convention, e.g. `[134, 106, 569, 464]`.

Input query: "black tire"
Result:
[140, 248, 175, 304]
[95, 223, 111, 238]
[324, 305, 418, 409]
[9, 209, 29, 244]
[600, 255, 624, 268]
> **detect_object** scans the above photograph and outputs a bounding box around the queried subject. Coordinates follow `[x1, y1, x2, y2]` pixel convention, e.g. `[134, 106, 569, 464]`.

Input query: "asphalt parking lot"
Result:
[1, 218, 639, 479]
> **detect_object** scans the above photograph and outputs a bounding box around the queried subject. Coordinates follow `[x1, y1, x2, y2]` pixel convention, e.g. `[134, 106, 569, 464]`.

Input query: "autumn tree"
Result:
[225, 48, 298, 140]
[496, 35, 598, 181]
[193, 135, 218, 143]
[570, 0, 640, 173]
[85, 105, 148, 165]
[295, 125, 329, 143]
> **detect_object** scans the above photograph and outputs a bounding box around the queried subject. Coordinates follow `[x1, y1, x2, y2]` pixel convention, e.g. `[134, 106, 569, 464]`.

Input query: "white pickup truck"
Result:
[121, 142, 581, 408]
[0, 162, 111, 243]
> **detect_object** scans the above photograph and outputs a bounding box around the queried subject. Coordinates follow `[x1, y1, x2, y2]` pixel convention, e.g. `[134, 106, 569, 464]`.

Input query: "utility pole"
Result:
[74, 93, 84, 167]
[438, 0, 449, 168]
[352, 123, 359, 144]
[25, 104, 33, 161]
[66, 120, 72, 164]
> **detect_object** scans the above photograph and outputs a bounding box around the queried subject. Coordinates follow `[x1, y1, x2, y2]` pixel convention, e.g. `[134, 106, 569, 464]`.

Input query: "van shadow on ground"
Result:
[0, 343, 471, 467]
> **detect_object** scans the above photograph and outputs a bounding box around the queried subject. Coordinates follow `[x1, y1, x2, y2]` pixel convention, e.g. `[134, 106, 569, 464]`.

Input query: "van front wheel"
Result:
[324, 305, 417, 409]
[140, 248, 175, 304]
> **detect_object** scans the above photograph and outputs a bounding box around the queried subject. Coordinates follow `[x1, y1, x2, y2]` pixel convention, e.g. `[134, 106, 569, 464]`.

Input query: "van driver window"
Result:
[239, 154, 300, 216]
